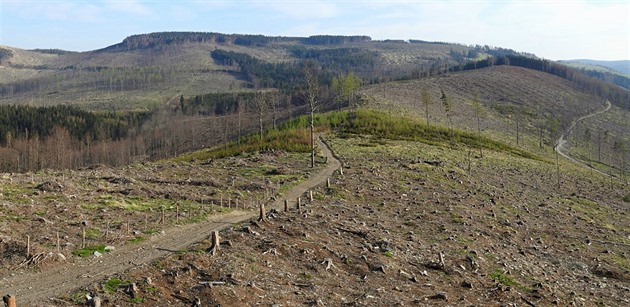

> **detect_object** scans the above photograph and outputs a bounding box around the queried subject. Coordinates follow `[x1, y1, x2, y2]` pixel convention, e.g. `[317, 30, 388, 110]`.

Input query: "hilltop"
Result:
[561, 59, 630, 76]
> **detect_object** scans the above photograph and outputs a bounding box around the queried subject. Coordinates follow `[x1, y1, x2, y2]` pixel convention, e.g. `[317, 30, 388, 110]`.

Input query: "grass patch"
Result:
[143, 229, 161, 235]
[383, 251, 394, 258]
[300, 272, 314, 280]
[73, 245, 108, 257]
[490, 269, 519, 287]
[128, 236, 146, 243]
[103, 277, 125, 293]
[174, 108, 542, 168]
[85, 228, 102, 239]
[623, 194, 630, 203]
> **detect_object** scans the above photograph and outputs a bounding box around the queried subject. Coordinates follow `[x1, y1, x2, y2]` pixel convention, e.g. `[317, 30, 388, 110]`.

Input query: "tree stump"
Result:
[2, 294, 16, 307]
[284, 199, 289, 212]
[208, 231, 220, 256]
[259, 203, 267, 222]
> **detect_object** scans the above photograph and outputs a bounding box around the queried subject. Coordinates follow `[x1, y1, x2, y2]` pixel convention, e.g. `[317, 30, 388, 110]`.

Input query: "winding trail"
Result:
[555, 100, 611, 176]
[0, 138, 341, 305]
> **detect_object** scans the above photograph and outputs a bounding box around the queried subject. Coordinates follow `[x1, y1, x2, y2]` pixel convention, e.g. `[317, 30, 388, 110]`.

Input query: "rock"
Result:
[104, 246, 115, 251]
[93, 251, 103, 257]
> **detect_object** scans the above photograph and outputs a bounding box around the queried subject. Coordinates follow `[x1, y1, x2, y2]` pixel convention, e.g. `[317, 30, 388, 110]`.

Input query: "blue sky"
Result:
[1, 0, 628, 60]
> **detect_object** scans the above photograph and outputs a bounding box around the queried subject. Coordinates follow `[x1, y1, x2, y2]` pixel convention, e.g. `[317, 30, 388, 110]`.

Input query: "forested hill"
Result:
[98, 32, 373, 52]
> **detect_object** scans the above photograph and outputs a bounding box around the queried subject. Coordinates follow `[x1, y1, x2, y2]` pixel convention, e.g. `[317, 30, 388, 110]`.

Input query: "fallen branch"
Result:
[321, 258, 336, 271]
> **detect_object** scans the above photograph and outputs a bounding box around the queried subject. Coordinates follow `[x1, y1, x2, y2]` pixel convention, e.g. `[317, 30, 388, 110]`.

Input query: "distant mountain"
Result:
[561, 59, 630, 76]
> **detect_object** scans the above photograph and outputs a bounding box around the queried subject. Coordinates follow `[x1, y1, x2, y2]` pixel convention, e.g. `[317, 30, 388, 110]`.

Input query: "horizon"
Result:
[0, 0, 628, 61]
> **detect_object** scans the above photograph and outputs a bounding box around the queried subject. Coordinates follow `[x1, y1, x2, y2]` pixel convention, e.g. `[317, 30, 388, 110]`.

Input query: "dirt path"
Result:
[555, 100, 611, 176]
[0, 138, 341, 305]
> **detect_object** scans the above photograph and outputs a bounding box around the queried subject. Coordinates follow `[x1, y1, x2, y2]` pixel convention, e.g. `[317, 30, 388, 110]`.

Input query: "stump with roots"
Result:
[258, 203, 267, 222]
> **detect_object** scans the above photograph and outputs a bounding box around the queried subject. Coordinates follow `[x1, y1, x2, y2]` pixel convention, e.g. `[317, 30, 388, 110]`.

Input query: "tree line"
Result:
[99, 32, 373, 52]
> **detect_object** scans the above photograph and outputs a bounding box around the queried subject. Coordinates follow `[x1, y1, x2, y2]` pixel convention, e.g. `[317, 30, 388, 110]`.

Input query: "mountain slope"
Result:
[562, 59, 630, 75]
[0, 32, 515, 110]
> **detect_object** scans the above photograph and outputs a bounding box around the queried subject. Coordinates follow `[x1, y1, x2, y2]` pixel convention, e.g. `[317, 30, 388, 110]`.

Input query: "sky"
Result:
[0, 0, 628, 61]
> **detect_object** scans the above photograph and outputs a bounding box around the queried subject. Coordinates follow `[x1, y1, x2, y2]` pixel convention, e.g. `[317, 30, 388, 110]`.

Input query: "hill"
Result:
[562, 59, 630, 75]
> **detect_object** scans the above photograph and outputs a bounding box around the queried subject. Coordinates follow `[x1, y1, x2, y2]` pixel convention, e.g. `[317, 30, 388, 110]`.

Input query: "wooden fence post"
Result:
[284, 199, 289, 212]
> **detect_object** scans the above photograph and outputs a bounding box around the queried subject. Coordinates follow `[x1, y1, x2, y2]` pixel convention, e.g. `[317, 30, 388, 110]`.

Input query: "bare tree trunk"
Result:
[304, 61, 319, 168]
[310, 110, 315, 168]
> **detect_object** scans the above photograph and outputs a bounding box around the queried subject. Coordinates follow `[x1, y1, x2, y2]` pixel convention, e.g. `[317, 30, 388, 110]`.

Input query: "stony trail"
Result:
[555, 100, 611, 176]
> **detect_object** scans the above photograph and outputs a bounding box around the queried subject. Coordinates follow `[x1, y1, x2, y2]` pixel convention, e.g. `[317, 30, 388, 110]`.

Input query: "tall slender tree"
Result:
[304, 61, 319, 168]
[472, 93, 484, 157]
[421, 86, 432, 127]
